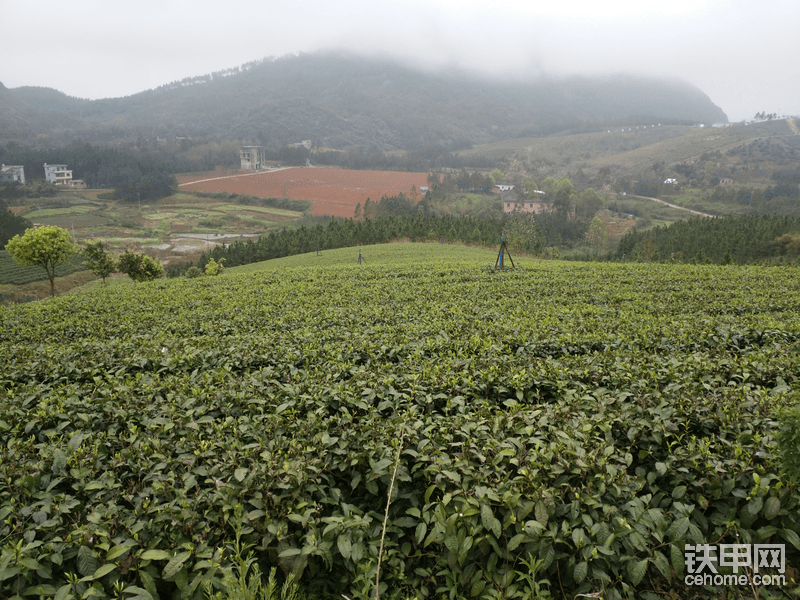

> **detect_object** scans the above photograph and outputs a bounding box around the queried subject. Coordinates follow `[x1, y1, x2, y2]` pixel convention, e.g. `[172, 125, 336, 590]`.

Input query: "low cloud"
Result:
[4, 0, 798, 121]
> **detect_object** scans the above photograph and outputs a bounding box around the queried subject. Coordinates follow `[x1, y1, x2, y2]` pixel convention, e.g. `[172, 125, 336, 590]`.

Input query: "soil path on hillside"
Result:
[631, 195, 717, 218]
[177, 167, 294, 187]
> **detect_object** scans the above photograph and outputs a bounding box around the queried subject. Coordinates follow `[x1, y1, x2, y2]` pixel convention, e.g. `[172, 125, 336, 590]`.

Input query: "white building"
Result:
[240, 146, 266, 170]
[0, 165, 25, 185]
[43, 163, 73, 185]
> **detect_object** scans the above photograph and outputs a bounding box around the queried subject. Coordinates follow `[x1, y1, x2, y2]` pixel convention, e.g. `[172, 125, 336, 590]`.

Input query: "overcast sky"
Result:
[3, 0, 798, 122]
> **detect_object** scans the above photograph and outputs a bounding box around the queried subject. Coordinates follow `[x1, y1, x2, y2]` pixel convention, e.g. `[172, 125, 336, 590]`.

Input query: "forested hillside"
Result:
[0, 52, 727, 149]
[612, 214, 800, 263]
[173, 210, 800, 279]
[0, 139, 239, 191]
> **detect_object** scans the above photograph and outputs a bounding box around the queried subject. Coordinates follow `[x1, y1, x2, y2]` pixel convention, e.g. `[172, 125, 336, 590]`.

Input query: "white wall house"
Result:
[240, 146, 266, 170]
[43, 163, 73, 185]
[0, 165, 25, 185]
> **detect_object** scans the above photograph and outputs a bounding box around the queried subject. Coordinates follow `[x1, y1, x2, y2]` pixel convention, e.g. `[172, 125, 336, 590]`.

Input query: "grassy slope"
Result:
[228, 242, 514, 273]
[461, 120, 796, 175]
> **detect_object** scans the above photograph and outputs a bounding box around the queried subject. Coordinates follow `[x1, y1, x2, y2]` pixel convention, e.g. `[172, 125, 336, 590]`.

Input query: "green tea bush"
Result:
[205, 258, 225, 276]
[207, 508, 300, 600]
[778, 399, 800, 485]
[0, 249, 86, 285]
[0, 251, 798, 599]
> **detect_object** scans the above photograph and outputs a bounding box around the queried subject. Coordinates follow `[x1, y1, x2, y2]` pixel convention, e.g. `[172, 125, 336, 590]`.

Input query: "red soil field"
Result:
[177, 167, 429, 217]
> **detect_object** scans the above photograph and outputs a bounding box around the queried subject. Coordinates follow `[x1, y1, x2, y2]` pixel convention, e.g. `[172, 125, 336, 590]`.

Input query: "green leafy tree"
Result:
[376, 194, 415, 217]
[363, 198, 377, 220]
[775, 232, 800, 257]
[205, 257, 226, 276]
[586, 217, 609, 256]
[576, 188, 603, 219]
[5, 225, 77, 296]
[539, 177, 558, 196]
[489, 169, 505, 185]
[113, 172, 177, 204]
[81, 239, 116, 284]
[519, 177, 540, 199]
[117, 249, 164, 282]
[505, 214, 544, 255]
[0, 198, 32, 248]
[641, 237, 657, 262]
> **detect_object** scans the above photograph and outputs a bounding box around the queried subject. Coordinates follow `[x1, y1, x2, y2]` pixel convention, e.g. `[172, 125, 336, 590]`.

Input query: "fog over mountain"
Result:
[5, 0, 799, 122]
[0, 52, 727, 150]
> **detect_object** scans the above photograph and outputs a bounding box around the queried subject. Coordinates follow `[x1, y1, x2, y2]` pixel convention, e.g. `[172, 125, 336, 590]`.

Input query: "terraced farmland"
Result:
[0, 244, 798, 599]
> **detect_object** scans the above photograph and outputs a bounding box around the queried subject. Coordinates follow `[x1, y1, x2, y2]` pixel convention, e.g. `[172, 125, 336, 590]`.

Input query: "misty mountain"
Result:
[0, 52, 727, 150]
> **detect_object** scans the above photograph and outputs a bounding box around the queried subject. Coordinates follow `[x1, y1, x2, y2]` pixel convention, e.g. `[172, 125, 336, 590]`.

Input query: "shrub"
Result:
[81, 239, 117, 284]
[117, 249, 164, 282]
[205, 258, 226, 276]
[778, 399, 800, 485]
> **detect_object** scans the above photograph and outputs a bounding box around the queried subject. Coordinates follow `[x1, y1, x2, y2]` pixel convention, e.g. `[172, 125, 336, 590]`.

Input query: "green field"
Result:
[24, 205, 99, 219]
[8, 191, 306, 266]
[1, 243, 798, 599]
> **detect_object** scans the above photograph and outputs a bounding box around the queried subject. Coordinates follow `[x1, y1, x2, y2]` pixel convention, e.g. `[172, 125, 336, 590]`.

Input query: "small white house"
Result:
[0, 164, 25, 185]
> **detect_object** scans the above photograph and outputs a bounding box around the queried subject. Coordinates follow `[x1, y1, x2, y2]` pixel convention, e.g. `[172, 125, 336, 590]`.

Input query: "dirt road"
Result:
[630, 195, 717, 218]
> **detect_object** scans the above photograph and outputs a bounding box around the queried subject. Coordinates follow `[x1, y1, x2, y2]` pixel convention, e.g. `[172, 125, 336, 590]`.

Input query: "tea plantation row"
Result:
[0, 251, 86, 286]
[0, 246, 798, 599]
